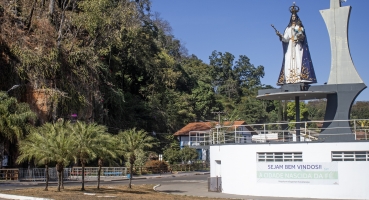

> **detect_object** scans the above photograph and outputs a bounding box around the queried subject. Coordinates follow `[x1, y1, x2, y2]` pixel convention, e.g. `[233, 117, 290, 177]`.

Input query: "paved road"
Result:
[0, 173, 205, 190]
[0, 173, 343, 200]
[154, 174, 342, 200]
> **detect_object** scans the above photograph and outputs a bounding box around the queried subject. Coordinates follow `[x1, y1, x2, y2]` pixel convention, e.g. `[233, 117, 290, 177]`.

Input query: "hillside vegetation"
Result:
[0, 0, 274, 133]
[1, 0, 367, 135]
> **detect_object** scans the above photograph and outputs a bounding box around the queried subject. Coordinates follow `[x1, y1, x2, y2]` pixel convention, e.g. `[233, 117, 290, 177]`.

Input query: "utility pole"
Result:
[211, 111, 225, 125]
[212, 111, 224, 144]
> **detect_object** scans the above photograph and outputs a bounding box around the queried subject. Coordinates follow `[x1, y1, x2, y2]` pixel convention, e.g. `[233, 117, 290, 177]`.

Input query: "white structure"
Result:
[210, 142, 369, 199]
[320, 0, 364, 84]
[212, 1, 369, 198]
[174, 121, 255, 161]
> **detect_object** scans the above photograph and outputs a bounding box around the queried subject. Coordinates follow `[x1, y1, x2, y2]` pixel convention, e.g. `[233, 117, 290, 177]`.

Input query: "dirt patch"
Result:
[1, 184, 221, 200]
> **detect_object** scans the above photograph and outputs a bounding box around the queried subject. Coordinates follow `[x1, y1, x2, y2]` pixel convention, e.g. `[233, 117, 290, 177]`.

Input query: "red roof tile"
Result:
[174, 121, 251, 136]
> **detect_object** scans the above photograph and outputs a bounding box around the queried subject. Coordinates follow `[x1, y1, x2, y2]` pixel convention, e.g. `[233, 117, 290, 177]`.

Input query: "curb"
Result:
[152, 184, 161, 191]
[0, 193, 52, 200]
[195, 172, 210, 175]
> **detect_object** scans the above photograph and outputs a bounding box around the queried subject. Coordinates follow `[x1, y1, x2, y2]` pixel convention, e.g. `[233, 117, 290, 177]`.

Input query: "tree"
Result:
[117, 128, 156, 188]
[351, 101, 369, 120]
[69, 121, 117, 191]
[180, 146, 198, 164]
[286, 101, 309, 130]
[209, 51, 237, 99]
[234, 55, 265, 97]
[124, 149, 147, 175]
[163, 148, 181, 165]
[0, 91, 36, 167]
[96, 136, 121, 190]
[17, 121, 74, 192]
[306, 100, 326, 120]
[0, 91, 36, 142]
[287, 101, 309, 121]
[207, 51, 268, 124]
[235, 97, 268, 124]
[17, 125, 53, 191]
[0, 0, 277, 159]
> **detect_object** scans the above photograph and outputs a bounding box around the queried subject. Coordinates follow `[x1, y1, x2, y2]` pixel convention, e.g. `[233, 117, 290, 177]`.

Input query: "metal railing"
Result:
[187, 119, 369, 145]
[130, 162, 209, 175]
[18, 168, 62, 181]
[13, 164, 207, 181]
[17, 167, 128, 181]
[0, 169, 19, 181]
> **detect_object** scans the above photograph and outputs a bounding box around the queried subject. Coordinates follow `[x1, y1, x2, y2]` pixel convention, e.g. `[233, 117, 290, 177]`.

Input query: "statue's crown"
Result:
[289, 2, 300, 14]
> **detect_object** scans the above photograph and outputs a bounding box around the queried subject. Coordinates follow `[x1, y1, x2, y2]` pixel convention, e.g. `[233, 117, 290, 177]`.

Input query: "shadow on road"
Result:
[159, 190, 186, 193]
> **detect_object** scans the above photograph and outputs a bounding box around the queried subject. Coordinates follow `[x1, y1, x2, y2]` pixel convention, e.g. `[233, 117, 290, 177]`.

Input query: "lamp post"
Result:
[7, 85, 20, 93]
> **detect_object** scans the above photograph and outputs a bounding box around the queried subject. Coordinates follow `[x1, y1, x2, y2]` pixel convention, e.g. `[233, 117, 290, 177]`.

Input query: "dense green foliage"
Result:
[69, 121, 117, 191]
[0, 92, 36, 142]
[18, 121, 158, 189]
[306, 100, 327, 120]
[17, 121, 75, 191]
[0, 0, 277, 135]
[179, 146, 198, 163]
[0, 91, 36, 168]
[351, 101, 369, 120]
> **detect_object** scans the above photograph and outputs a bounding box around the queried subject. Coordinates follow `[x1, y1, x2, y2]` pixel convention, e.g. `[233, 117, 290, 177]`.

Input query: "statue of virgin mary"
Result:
[276, 3, 317, 85]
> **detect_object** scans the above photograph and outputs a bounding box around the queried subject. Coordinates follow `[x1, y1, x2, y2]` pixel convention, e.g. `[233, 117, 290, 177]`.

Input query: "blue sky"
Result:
[151, 0, 369, 101]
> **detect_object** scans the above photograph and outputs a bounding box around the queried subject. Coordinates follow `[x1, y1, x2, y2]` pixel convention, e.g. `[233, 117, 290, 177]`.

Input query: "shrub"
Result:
[144, 160, 169, 173]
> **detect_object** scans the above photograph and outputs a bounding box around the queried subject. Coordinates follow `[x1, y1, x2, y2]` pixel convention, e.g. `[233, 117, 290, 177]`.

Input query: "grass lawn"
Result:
[1, 184, 223, 200]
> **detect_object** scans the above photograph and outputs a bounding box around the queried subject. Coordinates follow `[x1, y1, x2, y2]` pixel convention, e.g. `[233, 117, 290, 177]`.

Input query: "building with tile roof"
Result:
[173, 121, 256, 161]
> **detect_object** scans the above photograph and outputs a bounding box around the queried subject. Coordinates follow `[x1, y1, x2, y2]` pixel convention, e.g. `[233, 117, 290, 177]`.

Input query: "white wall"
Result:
[210, 142, 369, 199]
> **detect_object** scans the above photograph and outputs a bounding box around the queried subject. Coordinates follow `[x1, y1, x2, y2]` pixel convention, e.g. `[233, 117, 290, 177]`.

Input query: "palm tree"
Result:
[117, 128, 156, 189]
[0, 91, 36, 167]
[96, 136, 121, 190]
[69, 121, 118, 191]
[17, 126, 52, 191]
[17, 121, 74, 191]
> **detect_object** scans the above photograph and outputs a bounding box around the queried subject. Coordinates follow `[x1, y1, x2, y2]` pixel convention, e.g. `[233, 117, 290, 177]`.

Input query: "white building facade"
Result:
[210, 142, 369, 199]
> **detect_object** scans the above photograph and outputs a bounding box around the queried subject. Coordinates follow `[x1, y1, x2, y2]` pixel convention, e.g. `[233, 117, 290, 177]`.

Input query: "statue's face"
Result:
[291, 14, 296, 21]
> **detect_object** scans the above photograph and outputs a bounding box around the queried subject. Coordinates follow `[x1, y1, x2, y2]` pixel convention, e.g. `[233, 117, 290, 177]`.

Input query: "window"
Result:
[332, 151, 369, 161]
[257, 152, 303, 162]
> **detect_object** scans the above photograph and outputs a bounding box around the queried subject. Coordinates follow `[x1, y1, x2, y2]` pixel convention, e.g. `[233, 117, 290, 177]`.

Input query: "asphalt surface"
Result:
[0, 172, 343, 200]
[154, 174, 341, 200]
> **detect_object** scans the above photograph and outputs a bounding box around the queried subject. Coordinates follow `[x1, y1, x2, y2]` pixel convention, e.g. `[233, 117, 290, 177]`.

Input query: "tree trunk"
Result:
[129, 163, 133, 189]
[57, 8, 65, 49]
[26, 0, 37, 30]
[44, 164, 49, 191]
[128, 154, 135, 189]
[56, 163, 63, 192]
[97, 158, 102, 190]
[48, 0, 55, 21]
[57, 170, 62, 191]
[61, 169, 64, 189]
[81, 161, 85, 191]
[57, 0, 71, 49]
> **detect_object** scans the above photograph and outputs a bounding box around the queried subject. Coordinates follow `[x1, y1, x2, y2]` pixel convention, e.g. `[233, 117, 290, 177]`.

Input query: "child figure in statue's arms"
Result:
[293, 21, 305, 43]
